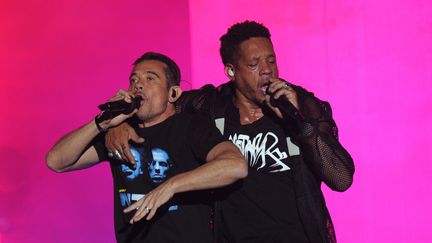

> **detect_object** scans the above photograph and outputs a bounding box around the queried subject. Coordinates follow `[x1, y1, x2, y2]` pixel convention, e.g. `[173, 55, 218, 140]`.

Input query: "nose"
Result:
[260, 61, 273, 77]
[133, 80, 144, 92]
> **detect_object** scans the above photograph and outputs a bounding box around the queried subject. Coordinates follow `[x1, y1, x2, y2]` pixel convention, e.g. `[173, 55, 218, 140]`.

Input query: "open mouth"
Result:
[134, 93, 145, 99]
[133, 94, 147, 106]
[260, 82, 271, 95]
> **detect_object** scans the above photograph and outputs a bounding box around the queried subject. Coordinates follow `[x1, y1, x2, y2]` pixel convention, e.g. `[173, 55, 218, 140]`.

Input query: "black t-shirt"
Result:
[96, 113, 225, 243]
[217, 101, 308, 243]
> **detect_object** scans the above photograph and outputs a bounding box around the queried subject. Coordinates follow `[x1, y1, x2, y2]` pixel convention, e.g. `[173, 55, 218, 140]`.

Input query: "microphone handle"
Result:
[97, 96, 142, 122]
[270, 95, 303, 121]
[98, 96, 142, 113]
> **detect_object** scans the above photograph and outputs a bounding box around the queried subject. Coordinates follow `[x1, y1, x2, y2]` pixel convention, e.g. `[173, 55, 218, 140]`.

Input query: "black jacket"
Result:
[176, 81, 355, 243]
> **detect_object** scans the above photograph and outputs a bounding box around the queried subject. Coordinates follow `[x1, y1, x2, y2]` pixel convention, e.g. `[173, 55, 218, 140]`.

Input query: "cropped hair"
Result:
[133, 52, 181, 86]
[220, 20, 271, 65]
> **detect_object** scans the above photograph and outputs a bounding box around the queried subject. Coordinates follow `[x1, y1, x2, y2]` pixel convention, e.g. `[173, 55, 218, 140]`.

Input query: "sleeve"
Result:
[175, 84, 218, 115]
[292, 88, 355, 192]
[186, 114, 227, 163]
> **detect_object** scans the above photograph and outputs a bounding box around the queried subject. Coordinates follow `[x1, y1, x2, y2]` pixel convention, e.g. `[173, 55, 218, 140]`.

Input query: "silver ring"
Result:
[145, 206, 150, 211]
[114, 150, 122, 160]
[107, 152, 114, 158]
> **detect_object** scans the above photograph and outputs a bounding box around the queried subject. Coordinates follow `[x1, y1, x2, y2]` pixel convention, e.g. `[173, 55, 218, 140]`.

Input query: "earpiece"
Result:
[228, 68, 235, 77]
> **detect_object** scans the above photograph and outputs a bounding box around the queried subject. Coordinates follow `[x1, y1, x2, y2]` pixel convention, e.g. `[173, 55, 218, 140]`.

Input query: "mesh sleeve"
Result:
[295, 94, 355, 192]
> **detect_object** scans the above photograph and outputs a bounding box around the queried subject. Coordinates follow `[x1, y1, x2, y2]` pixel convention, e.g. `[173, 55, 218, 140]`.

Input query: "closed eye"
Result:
[248, 63, 258, 69]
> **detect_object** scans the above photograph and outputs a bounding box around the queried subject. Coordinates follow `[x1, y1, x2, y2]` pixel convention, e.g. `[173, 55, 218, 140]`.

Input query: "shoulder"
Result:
[172, 112, 213, 125]
[175, 84, 218, 114]
[291, 83, 333, 119]
[176, 81, 234, 117]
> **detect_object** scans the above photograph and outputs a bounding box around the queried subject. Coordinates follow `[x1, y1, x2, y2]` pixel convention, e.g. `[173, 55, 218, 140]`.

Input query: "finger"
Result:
[267, 81, 286, 94]
[110, 127, 130, 162]
[117, 146, 129, 163]
[130, 194, 152, 223]
[130, 207, 147, 224]
[122, 143, 135, 165]
[119, 89, 134, 103]
[117, 89, 130, 97]
[129, 127, 145, 144]
[108, 89, 132, 103]
[105, 133, 114, 154]
[127, 90, 136, 97]
[131, 205, 151, 223]
[125, 108, 139, 118]
[269, 77, 288, 84]
[146, 204, 158, 220]
[273, 88, 290, 99]
[265, 94, 283, 118]
[124, 200, 142, 213]
[113, 112, 139, 164]
[107, 95, 125, 103]
[111, 139, 128, 163]
[265, 94, 272, 106]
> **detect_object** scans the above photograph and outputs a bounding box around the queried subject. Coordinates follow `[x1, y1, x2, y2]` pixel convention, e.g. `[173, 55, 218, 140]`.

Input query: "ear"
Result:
[168, 85, 182, 103]
[224, 64, 235, 80]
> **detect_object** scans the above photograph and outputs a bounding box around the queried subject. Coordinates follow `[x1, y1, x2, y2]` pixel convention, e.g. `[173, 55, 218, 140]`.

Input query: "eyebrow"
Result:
[144, 71, 160, 78]
[249, 53, 276, 60]
[129, 71, 161, 79]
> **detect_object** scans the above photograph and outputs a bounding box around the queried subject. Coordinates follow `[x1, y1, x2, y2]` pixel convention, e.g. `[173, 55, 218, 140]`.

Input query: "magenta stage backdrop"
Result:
[1, 0, 431, 242]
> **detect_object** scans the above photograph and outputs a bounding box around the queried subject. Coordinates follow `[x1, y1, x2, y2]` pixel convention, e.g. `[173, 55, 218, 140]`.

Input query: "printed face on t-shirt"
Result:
[148, 148, 172, 183]
[120, 147, 143, 180]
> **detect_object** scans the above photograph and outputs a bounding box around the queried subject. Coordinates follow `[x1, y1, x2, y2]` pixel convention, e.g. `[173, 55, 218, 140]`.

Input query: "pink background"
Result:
[1, 0, 431, 242]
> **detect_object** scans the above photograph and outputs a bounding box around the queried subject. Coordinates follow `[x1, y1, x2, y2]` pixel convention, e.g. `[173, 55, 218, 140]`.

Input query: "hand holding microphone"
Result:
[265, 78, 303, 121]
[95, 90, 142, 132]
[98, 95, 142, 115]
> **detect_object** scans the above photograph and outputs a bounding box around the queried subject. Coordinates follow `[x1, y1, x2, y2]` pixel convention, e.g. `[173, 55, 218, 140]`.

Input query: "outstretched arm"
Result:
[124, 141, 248, 223]
[46, 119, 103, 172]
[46, 90, 138, 172]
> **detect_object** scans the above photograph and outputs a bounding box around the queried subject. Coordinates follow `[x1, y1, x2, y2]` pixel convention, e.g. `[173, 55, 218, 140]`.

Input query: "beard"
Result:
[135, 102, 170, 127]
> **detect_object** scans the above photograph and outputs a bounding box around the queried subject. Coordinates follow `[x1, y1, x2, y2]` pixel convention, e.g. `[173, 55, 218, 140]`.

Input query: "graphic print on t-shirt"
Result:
[118, 146, 177, 211]
[147, 148, 173, 184]
[120, 147, 144, 180]
[119, 147, 173, 183]
[229, 132, 290, 173]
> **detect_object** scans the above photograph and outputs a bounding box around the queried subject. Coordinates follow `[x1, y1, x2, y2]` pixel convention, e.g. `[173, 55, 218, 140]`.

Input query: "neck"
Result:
[139, 105, 176, 128]
[234, 90, 264, 125]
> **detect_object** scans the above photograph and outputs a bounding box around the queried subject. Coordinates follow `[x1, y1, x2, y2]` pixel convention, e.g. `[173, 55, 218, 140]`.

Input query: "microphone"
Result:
[270, 95, 302, 120]
[98, 96, 142, 116]
[267, 84, 303, 122]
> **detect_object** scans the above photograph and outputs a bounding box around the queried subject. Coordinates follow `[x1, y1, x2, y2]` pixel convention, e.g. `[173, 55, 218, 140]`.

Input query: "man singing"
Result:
[46, 52, 247, 242]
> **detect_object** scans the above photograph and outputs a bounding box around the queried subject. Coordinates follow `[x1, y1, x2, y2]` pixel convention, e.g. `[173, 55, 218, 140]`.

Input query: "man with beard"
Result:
[46, 52, 247, 242]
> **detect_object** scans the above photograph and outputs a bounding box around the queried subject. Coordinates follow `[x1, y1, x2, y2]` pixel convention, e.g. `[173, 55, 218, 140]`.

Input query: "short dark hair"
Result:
[220, 20, 271, 66]
[133, 52, 181, 86]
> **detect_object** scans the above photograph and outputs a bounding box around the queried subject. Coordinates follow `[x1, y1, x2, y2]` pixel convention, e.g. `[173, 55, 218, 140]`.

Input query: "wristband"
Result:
[95, 114, 107, 132]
